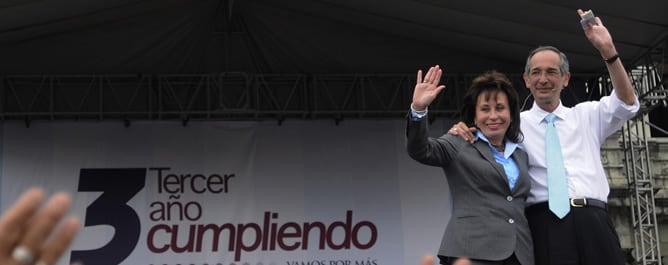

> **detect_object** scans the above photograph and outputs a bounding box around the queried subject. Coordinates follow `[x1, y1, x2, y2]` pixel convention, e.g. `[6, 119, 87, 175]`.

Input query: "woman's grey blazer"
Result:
[406, 117, 534, 265]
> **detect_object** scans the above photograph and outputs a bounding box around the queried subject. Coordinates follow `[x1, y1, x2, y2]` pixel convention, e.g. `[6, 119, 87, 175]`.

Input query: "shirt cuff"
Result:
[409, 104, 428, 121]
[610, 89, 640, 115]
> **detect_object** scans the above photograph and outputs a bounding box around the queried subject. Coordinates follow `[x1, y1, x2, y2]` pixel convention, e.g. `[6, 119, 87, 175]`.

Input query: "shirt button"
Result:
[508, 219, 515, 224]
[506, 196, 513, 201]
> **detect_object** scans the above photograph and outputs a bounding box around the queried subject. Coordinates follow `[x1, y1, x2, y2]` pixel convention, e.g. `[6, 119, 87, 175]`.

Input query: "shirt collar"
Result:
[529, 101, 567, 124]
[475, 131, 518, 158]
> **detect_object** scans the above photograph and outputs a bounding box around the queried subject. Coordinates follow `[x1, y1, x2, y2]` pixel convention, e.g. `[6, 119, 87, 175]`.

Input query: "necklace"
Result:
[491, 143, 505, 152]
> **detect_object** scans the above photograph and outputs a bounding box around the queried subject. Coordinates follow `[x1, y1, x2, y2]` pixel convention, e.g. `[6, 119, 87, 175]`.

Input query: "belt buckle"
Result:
[570, 198, 587, 207]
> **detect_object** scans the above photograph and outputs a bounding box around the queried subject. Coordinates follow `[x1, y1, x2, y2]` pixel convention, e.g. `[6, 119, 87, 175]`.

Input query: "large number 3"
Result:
[71, 168, 146, 265]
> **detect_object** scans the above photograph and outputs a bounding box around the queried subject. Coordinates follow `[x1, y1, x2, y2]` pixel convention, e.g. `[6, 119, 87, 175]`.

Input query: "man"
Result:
[450, 9, 639, 265]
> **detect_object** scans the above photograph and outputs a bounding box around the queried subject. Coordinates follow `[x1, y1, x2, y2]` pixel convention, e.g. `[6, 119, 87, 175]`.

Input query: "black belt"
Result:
[527, 198, 608, 212]
[569, 198, 607, 210]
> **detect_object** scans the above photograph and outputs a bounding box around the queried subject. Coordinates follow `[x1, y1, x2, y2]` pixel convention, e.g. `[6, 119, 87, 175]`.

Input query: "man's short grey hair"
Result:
[524, 46, 570, 75]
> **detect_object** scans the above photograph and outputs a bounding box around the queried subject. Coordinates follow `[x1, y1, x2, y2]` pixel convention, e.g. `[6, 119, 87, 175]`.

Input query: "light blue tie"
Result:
[545, 113, 570, 219]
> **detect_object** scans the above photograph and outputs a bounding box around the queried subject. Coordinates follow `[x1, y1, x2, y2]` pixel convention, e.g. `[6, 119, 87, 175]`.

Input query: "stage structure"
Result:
[620, 36, 668, 265]
[0, 1, 666, 263]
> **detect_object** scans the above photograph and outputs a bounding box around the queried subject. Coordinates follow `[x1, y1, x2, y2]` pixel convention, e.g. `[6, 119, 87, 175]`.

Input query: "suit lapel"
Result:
[472, 141, 508, 186]
[511, 151, 528, 176]
[511, 149, 529, 194]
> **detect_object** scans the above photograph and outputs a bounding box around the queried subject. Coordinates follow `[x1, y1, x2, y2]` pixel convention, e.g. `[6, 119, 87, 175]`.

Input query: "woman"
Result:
[406, 65, 533, 265]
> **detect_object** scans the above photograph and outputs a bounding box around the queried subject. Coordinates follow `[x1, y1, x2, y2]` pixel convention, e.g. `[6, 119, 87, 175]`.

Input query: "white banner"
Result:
[0, 120, 452, 265]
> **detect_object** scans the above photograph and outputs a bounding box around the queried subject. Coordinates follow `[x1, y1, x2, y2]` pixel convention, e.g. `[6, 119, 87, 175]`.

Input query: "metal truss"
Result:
[622, 35, 667, 265]
[0, 72, 533, 126]
[0, 70, 654, 128]
[0, 73, 440, 126]
[623, 116, 663, 265]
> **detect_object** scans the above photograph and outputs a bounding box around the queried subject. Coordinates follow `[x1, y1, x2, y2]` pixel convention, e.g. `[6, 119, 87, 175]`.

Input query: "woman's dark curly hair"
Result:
[460, 70, 523, 143]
